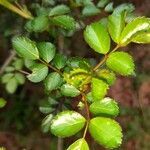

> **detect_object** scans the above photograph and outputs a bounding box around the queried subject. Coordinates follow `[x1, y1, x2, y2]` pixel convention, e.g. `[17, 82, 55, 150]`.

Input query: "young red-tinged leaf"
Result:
[90, 97, 119, 117]
[27, 63, 48, 83]
[84, 21, 110, 54]
[89, 117, 123, 149]
[50, 111, 86, 137]
[67, 138, 89, 150]
[12, 36, 39, 60]
[106, 52, 135, 76]
[37, 42, 56, 63]
[119, 17, 150, 46]
[91, 78, 109, 101]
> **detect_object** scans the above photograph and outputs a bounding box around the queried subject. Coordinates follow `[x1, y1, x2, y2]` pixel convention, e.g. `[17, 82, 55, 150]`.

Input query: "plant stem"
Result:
[17, 69, 30, 75]
[93, 45, 120, 71]
[0, 0, 33, 19]
[0, 51, 16, 75]
[39, 59, 63, 75]
[82, 93, 90, 138]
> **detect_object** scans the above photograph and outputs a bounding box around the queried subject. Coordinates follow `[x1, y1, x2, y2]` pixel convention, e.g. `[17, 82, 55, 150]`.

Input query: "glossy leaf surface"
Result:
[91, 78, 109, 101]
[67, 138, 89, 150]
[89, 117, 123, 149]
[106, 52, 135, 76]
[90, 97, 119, 117]
[51, 111, 86, 137]
[84, 21, 110, 54]
[60, 84, 80, 97]
[120, 17, 150, 45]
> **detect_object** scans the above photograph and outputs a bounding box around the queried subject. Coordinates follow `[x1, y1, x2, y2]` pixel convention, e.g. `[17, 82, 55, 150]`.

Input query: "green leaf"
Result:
[84, 21, 110, 54]
[27, 63, 48, 83]
[0, 98, 7, 108]
[42, 114, 54, 133]
[25, 16, 49, 32]
[39, 106, 55, 114]
[82, 4, 100, 17]
[5, 66, 15, 72]
[104, 2, 113, 12]
[1, 73, 14, 84]
[63, 68, 90, 88]
[12, 36, 39, 60]
[89, 117, 123, 149]
[24, 59, 36, 69]
[60, 84, 80, 97]
[106, 52, 135, 76]
[108, 11, 125, 43]
[44, 72, 62, 91]
[97, 0, 110, 8]
[49, 4, 70, 16]
[37, 42, 56, 63]
[119, 17, 150, 46]
[12, 59, 24, 70]
[113, 3, 135, 15]
[89, 97, 119, 117]
[97, 69, 116, 85]
[6, 77, 18, 94]
[51, 15, 76, 30]
[132, 30, 150, 44]
[91, 78, 109, 101]
[50, 111, 86, 137]
[14, 73, 25, 84]
[53, 53, 67, 69]
[67, 138, 89, 150]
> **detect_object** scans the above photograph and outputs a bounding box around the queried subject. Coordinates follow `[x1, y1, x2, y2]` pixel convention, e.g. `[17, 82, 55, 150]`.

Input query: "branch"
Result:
[0, 51, 16, 75]
[93, 45, 120, 71]
[0, 0, 33, 19]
